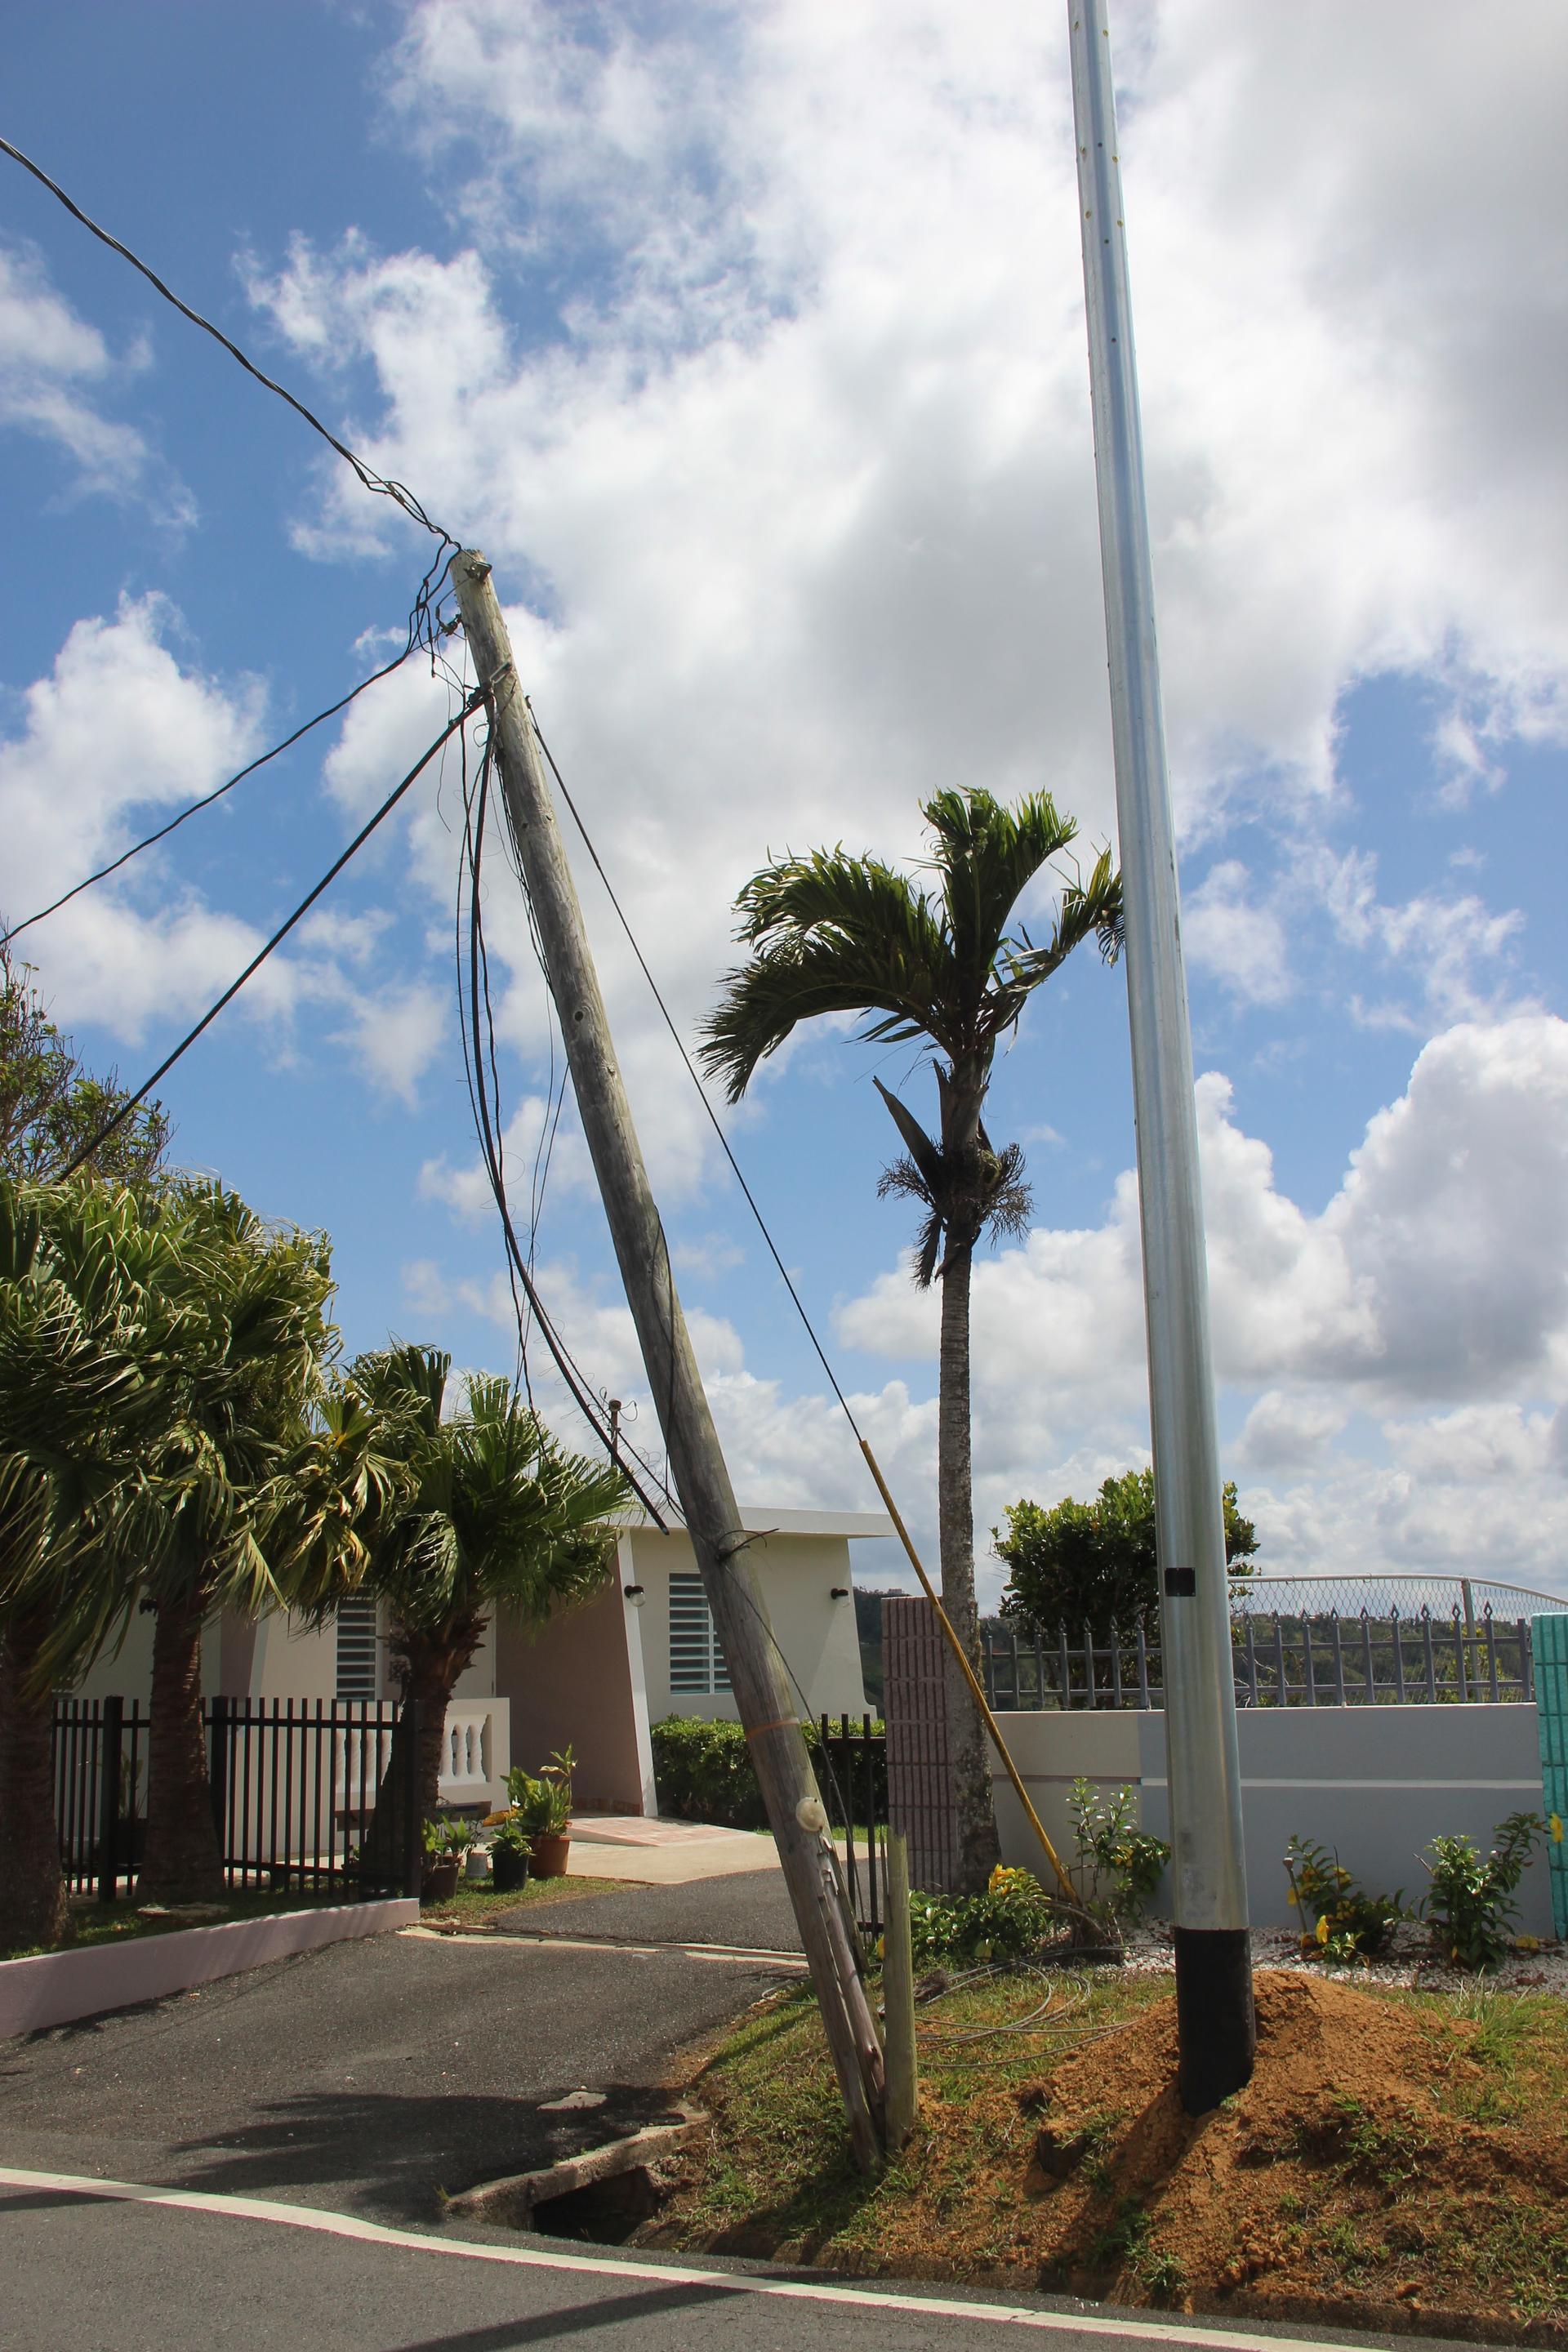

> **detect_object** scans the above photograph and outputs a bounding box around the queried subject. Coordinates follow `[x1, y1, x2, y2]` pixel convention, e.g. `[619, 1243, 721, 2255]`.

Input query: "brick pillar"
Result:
[1534, 1614, 1568, 1939]
[883, 1597, 960, 1894]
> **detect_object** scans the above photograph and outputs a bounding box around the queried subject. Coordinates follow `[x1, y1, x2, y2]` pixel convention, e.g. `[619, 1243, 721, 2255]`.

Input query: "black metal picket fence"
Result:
[980, 1607, 1535, 1711]
[51, 1695, 423, 1902]
[817, 1711, 885, 1944]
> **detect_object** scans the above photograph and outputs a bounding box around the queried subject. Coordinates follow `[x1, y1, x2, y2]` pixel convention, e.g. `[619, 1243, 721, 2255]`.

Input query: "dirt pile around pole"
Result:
[650, 1965, 1568, 2341]
[1009, 1969, 1568, 2338]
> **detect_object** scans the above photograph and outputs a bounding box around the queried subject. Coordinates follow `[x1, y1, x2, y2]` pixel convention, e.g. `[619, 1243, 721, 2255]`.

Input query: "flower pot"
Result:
[421, 1858, 462, 1903]
[528, 1831, 571, 1880]
[492, 1844, 530, 1894]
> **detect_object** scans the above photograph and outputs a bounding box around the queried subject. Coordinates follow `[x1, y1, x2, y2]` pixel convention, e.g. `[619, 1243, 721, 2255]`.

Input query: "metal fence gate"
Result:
[979, 1608, 1535, 1710]
[51, 1695, 424, 1902]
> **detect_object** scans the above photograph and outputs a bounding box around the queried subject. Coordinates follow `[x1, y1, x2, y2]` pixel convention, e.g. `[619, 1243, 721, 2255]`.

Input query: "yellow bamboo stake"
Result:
[858, 1439, 1078, 1904]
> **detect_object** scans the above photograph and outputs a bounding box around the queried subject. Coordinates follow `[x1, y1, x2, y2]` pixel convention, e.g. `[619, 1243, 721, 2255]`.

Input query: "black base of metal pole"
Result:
[1173, 1926, 1255, 2114]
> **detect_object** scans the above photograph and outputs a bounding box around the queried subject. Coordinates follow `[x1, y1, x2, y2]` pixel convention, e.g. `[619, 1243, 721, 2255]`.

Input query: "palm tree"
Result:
[131, 1183, 336, 1905]
[0, 1178, 176, 1949]
[326, 1346, 631, 1846]
[701, 788, 1121, 1892]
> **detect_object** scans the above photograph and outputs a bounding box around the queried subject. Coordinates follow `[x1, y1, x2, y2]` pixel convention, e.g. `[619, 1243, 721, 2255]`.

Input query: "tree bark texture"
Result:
[0, 1612, 69, 1950]
[138, 1590, 225, 1904]
[937, 1238, 1000, 1894]
[363, 1618, 483, 1886]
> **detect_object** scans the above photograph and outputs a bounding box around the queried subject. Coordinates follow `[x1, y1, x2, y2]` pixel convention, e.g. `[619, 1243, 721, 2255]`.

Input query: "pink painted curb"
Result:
[0, 1899, 419, 2038]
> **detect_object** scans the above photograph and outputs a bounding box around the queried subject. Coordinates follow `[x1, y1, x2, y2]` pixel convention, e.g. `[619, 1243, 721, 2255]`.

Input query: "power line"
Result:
[5, 639, 425, 947]
[453, 727, 674, 1526]
[526, 704, 868, 1446]
[0, 132, 454, 558]
[56, 693, 484, 1179]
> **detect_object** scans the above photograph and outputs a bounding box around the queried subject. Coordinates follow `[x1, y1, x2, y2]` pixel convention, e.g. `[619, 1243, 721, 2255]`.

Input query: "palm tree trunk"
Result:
[138, 1589, 224, 1904]
[0, 1612, 70, 1950]
[937, 1237, 1000, 1894]
[406, 1637, 460, 1825]
[362, 1622, 480, 1887]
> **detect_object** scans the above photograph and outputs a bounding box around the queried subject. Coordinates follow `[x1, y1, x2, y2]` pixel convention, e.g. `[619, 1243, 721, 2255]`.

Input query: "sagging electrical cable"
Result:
[466, 724, 679, 1515]
[523, 702, 1077, 1902]
[5, 639, 425, 947]
[455, 729, 674, 1528]
[55, 692, 485, 1179]
[0, 134, 454, 559]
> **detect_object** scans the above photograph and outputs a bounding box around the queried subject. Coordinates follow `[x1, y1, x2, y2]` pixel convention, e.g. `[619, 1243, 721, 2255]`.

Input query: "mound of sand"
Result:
[1022, 1970, 1568, 2338]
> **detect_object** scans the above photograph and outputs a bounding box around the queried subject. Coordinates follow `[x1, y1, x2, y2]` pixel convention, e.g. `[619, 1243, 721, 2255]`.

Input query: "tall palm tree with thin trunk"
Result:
[702, 789, 1121, 1893]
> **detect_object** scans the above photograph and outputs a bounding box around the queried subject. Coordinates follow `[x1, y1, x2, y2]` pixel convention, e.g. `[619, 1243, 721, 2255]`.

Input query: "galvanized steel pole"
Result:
[1066, 0, 1254, 2109]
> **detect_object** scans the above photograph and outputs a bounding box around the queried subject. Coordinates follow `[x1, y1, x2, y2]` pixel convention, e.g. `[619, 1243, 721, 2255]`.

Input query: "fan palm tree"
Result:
[317, 1347, 632, 1851]
[0, 1178, 180, 1949]
[701, 788, 1121, 1893]
[131, 1183, 336, 1905]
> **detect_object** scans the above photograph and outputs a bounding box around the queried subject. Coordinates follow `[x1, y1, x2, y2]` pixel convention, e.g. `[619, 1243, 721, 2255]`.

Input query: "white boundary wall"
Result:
[0, 1900, 418, 2040]
[989, 1704, 1552, 1936]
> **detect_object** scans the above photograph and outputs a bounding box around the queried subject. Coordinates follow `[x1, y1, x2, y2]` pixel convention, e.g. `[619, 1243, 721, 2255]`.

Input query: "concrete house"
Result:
[76, 1505, 890, 1818]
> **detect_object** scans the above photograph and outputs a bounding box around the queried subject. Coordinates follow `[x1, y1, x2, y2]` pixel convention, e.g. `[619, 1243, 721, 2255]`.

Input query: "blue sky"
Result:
[5, 2, 1568, 1604]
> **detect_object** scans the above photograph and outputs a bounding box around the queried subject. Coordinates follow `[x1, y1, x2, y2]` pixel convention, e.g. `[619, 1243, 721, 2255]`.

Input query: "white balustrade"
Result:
[440, 1699, 510, 1808]
[332, 1698, 510, 1814]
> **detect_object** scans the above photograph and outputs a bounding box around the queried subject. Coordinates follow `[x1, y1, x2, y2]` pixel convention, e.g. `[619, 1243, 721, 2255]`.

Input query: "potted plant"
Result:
[488, 1814, 532, 1895]
[506, 1745, 575, 1878]
[421, 1816, 475, 1903]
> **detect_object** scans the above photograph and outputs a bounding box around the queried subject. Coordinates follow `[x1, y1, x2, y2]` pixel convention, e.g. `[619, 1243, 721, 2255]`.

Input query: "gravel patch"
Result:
[1120, 1917, 1568, 1993]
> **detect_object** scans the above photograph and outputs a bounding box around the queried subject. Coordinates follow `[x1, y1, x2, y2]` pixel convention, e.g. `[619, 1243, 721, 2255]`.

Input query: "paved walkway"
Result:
[565, 1816, 779, 1885]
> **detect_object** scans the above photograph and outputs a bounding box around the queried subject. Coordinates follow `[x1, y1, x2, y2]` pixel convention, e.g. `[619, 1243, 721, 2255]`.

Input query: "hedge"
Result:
[649, 1713, 886, 1829]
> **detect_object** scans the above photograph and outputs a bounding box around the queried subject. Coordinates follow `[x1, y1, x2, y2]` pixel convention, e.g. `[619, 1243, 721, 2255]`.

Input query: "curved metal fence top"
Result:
[1228, 1573, 1568, 1619]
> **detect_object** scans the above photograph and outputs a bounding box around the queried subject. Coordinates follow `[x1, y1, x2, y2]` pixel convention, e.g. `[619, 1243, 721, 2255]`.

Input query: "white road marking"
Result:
[401, 1925, 809, 1968]
[0, 2165, 1352, 2350]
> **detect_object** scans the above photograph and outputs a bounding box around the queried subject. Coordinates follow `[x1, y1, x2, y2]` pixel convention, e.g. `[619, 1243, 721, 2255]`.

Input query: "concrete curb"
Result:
[0, 1899, 419, 2038]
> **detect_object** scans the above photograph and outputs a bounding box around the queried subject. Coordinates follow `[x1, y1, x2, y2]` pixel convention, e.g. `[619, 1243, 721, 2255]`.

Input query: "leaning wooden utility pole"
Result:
[451, 550, 886, 2172]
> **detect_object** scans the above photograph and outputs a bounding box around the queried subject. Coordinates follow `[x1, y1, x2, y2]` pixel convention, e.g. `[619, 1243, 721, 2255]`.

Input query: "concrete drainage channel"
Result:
[446, 2101, 704, 2243]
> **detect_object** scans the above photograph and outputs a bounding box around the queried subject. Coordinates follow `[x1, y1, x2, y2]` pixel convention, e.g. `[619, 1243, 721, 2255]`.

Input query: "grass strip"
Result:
[645, 1964, 1568, 2343]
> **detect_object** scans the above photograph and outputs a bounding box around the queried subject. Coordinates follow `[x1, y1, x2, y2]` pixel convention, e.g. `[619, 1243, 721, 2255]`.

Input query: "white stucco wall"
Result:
[69, 1601, 497, 1705]
[988, 1703, 1552, 1937]
[626, 1524, 870, 1724]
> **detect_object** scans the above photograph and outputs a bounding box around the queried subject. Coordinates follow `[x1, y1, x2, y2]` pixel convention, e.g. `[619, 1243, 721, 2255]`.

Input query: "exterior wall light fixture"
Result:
[623, 1584, 646, 1606]
[829, 1586, 850, 1600]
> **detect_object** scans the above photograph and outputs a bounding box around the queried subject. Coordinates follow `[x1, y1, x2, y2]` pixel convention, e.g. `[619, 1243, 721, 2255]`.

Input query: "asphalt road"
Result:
[0, 1902, 1479, 2352]
[0, 2172, 1453, 2352]
[507, 1865, 802, 1951]
[0, 1921, 788, 2222]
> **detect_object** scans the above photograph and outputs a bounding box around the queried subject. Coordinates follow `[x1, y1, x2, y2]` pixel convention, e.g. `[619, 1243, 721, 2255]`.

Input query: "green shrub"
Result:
[649, 1714, 885, 1830]
[907, 1865, 1059, 1966]
[1420, 1811, 1543, 1970]
[1283, 1835, 1405, 1961]
[650, 1717, 768, 1828]
[1067, 1779, 1169, 1928]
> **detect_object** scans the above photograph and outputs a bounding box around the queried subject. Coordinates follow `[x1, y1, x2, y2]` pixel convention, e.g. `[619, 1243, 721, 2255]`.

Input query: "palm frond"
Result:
[920, 788, 1079, 1006]
[872, 1078, 944, 1194]
[700, 850, 951, 1098]
[987, 844, 1123, 1039]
